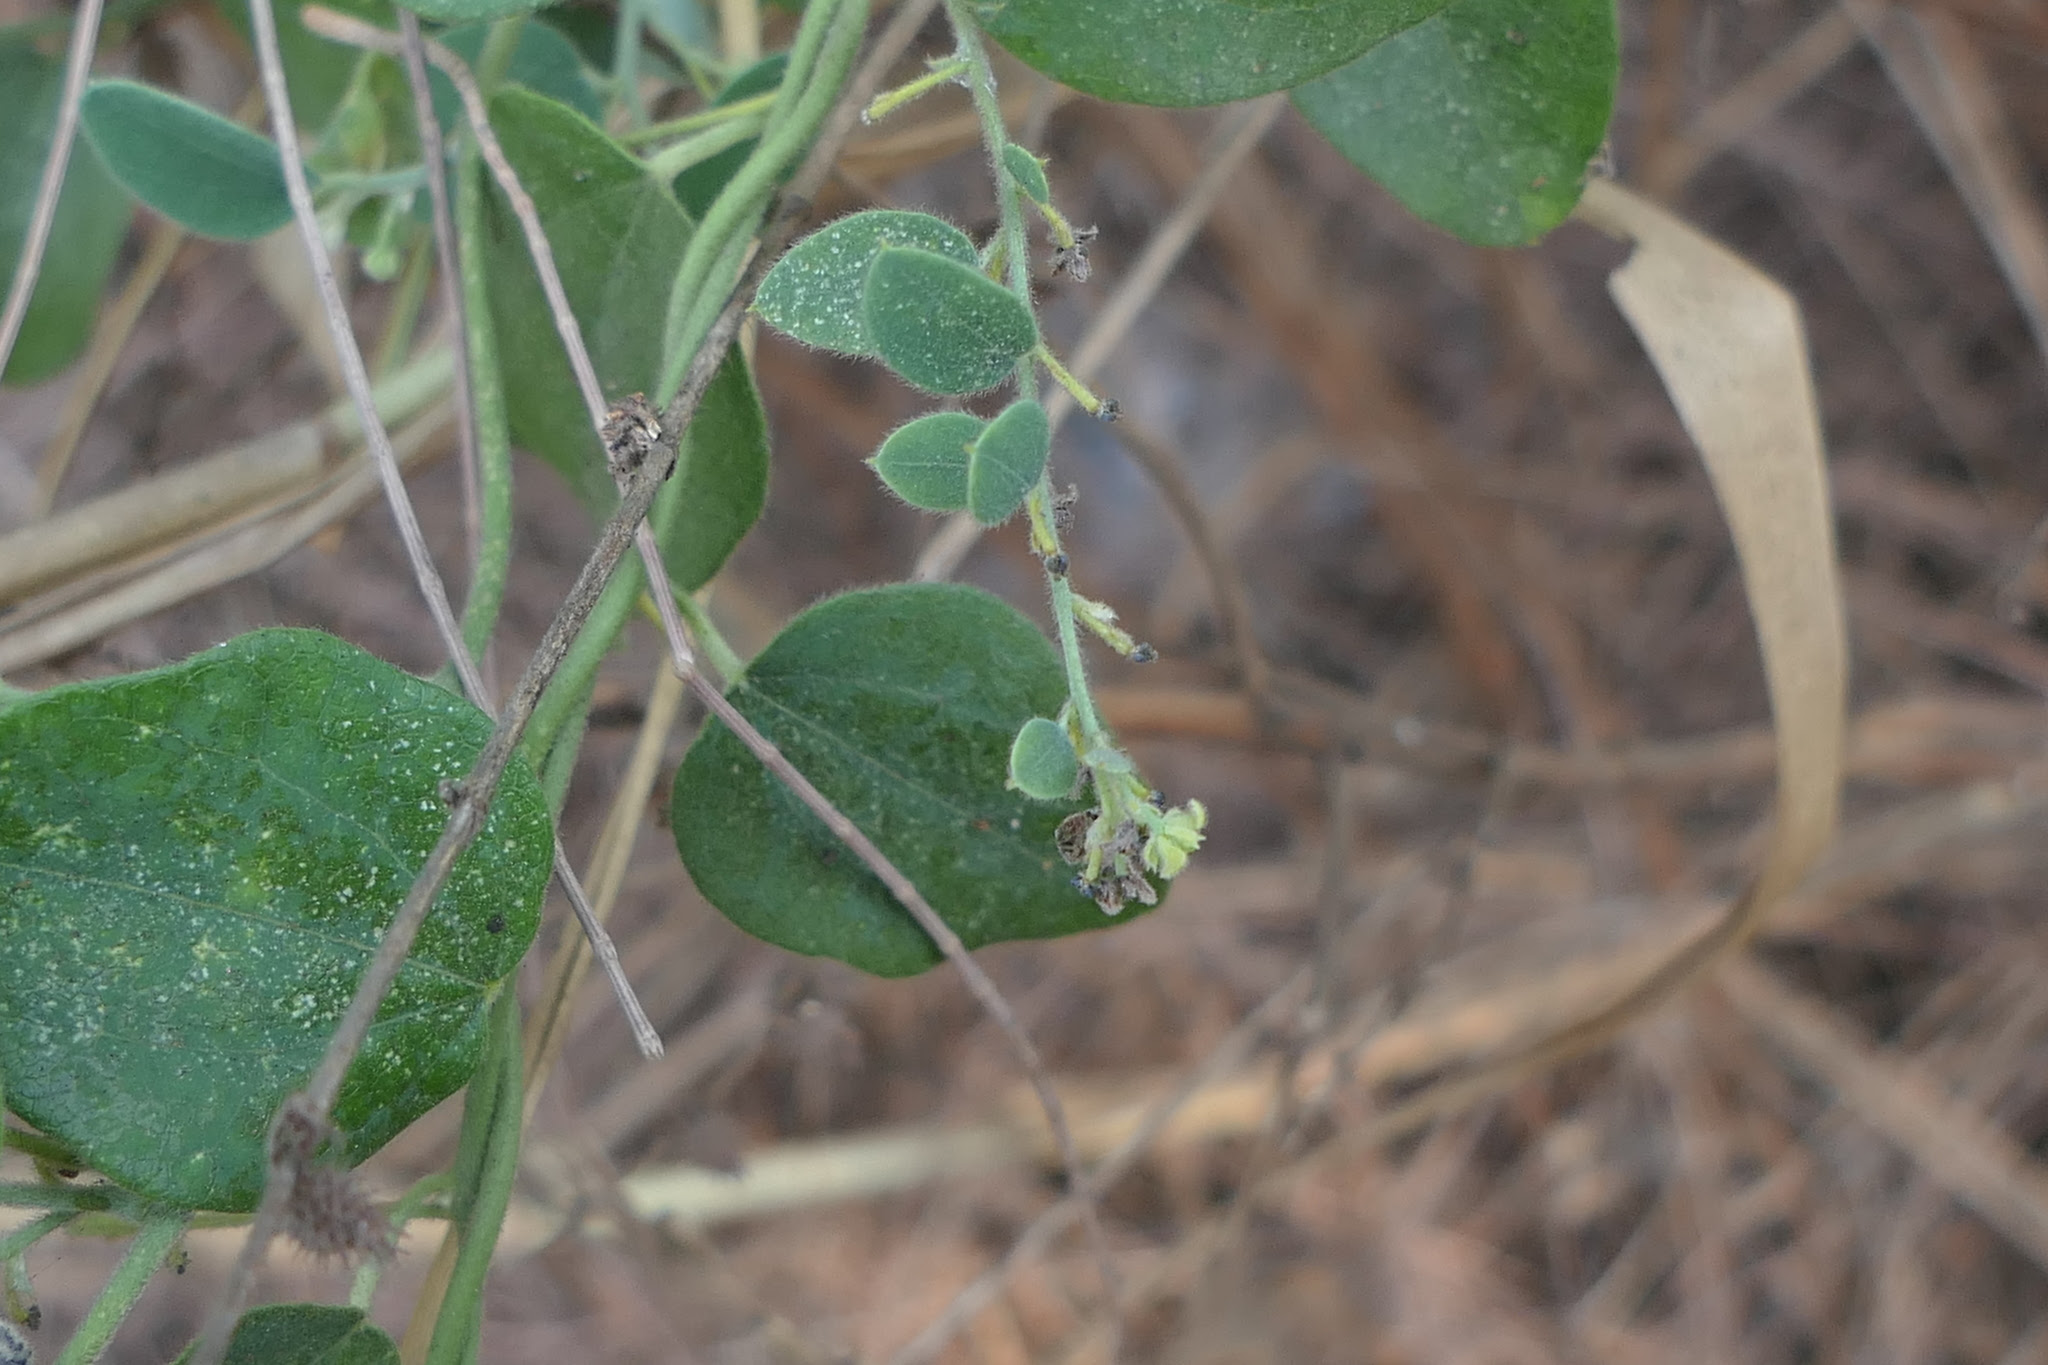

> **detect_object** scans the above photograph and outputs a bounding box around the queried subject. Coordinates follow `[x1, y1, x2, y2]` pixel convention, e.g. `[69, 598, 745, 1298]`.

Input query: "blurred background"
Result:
[6, 0, 2048, 1360]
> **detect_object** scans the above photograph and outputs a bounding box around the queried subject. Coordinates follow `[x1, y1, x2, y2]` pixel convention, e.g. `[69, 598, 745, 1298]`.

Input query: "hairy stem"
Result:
[52, 1214, 185, 1365]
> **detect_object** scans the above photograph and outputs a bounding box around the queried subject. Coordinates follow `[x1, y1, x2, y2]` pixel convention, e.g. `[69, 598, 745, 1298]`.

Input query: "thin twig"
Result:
[882, 866, 1441, 1365]
[0, 0, 108, 383]
[304, 8, 612, 433]
[34, 219, 187, 511]
[200, 5, 786, 1356]
[1109, 415, 1271, 697]
[266, 3, 663, 1072]
[410, 0, 1113, 1330]
[395, 11, 484, 673]
[193, 379, 686, 1365]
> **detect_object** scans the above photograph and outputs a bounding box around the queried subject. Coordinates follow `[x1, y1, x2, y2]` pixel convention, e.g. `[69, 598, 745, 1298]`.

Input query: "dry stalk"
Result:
[0, 0, 107, 384]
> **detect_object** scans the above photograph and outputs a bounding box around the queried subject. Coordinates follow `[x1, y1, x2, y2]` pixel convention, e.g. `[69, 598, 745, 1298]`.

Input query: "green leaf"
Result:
[396, 0, 545, 29]
[1291, 0, 1617, 246]
[673, 584, 1137, 977]
[869, 410, 981, 512]
[0, 50, 130, 387]
[212, 0, 395, 131]
[863, 247, 1037, 396]
[484, 87, 686, 506]
[753, 209, 977, 356]
[0, 629, 551, 1212]
[1001, 142, 1050, 206]
[433, 21, 602, 131]
[177, 1305, 398, 1365]
[80, 80, 300, 240]
[658, 346, 769, 592]
[673, 52, 787, 218]
[967, 397, 1049, 526]
[968, 0, 1446, 107]
[1008, 717, 1077, 800]
[482, 87, 767, 586]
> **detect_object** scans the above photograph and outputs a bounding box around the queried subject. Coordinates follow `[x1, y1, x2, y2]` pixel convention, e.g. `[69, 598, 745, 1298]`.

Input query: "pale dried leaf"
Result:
[1574, 178, 1846, 912]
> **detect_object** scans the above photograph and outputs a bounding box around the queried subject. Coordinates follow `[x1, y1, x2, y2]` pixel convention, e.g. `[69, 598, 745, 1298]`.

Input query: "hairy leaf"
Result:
[864, 247, 1037, 395]
[1008, 717, 1078, 800]
[753, 209, 977, 356]
[1001, 143, 1050, 205]
[968, 397, 1049, 526]
[870, 411, 981, 512]
[81, 80, 299, 240]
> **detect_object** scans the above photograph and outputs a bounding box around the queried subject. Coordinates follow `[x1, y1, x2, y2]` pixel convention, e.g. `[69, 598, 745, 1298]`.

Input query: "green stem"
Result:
[474, 15, 527, 91]
[306, 165, 427, 196]
[53, 1213, 185, 1365]
[945, 4, 1031, 311]
[1048, 575, 1107, 749]
[862, 55, 969, 124]
[523, 556, 643, 765]
[1, 1128, 79, 1167]
[0, 1211, 73, 1262]
[620, 89, 776, 145]
[640, 109, 769, 184]
[425, 987, 522, 1365]
[667, 589, 746, 683]
[455, 154, 514, 664]
[1033, 343, 1109, 416]
[370, 234, 434, 378]
[540, 689, 591, 815]
[654, 0, 866, 406]
[945, 3, 1108, 754]
[0, 1183, 119, 1215]
[610, 0, 648, 127]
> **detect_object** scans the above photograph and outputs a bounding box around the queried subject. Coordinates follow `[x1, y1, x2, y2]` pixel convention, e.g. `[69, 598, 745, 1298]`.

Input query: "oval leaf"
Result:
[1008, 717, 1078, 800]
[968, 397, 1049, 526]
[864, 247, 1038, 396]
[0, 50, 131, 386]
[870, 411, 983, 512]
[754, 209, 978, 356]
[673, 584, 1140, 978]
[0, 629, 551, 1212]
[482, 88, 767, 588]
[432, 20, 601, 131]
[176, 1305, 398, 1365]
[81, 80, 300, 240]
[1001, 142, 1051, 206]
[967, 0, 1446, 107]
[1291, 0, 1617, 246]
